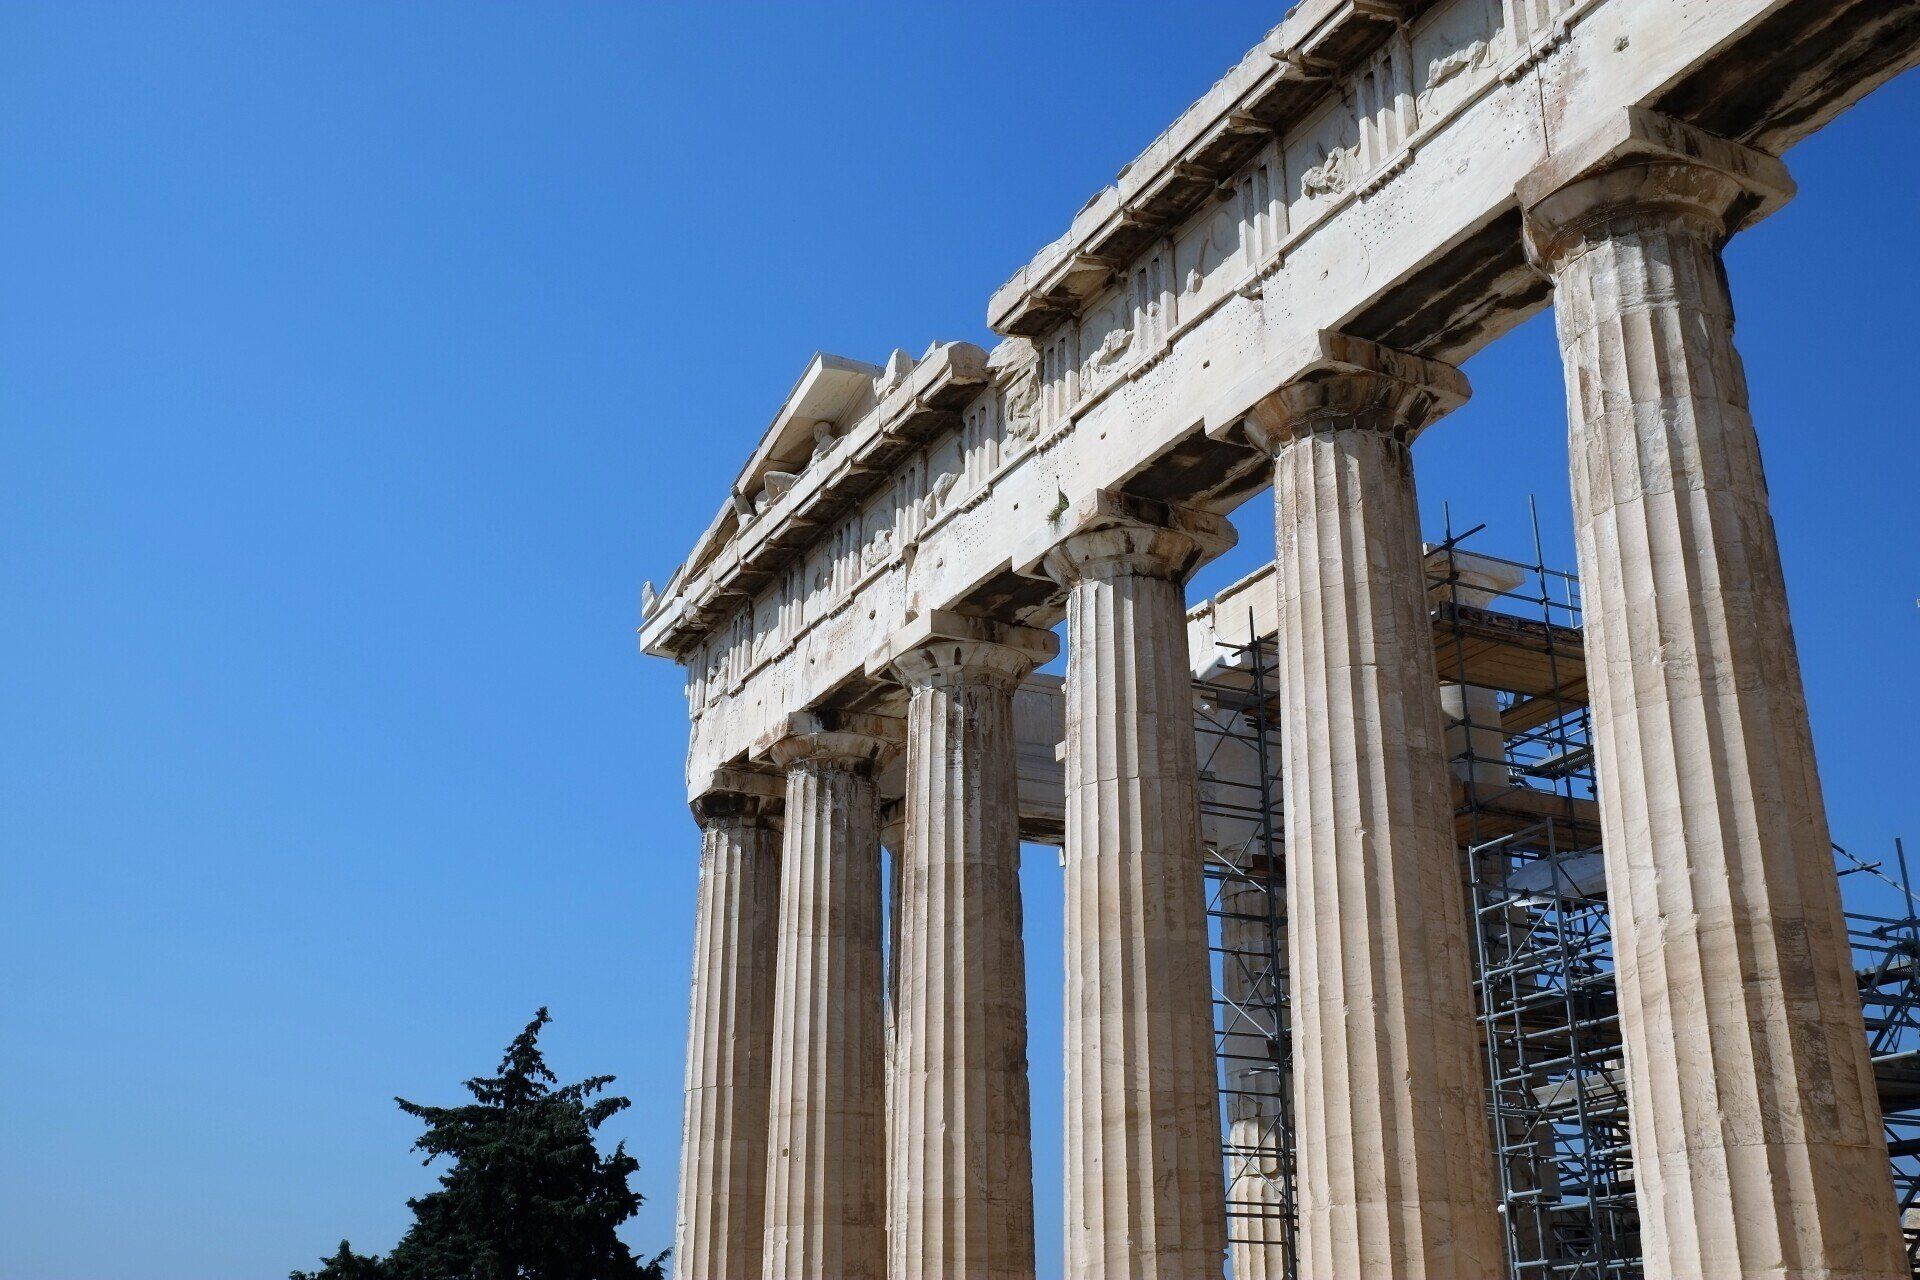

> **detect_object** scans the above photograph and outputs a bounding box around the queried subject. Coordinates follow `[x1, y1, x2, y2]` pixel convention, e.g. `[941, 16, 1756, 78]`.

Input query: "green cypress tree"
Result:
[293, 1009, 667, 1280]
[291, 1240, 388, 1280]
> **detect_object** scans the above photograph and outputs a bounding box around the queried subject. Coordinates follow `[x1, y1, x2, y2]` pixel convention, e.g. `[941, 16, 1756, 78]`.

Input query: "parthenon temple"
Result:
[639, 2, 1920, 1276]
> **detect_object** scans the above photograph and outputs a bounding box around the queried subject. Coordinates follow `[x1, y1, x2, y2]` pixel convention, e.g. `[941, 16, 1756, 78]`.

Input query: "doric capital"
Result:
[866, 609, 1059, 691]
[1016, 490, 1236, 590]
[758, 708, 903, 775]
[689, 763, 785, 826]
[1518, 107, 1794, 271]
[1241, 331, 1468, 452]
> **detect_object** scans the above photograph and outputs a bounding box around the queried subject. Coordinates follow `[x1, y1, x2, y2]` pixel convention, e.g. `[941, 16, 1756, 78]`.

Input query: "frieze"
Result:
[1301, 143, 1359, 199]
[1000, 356, 1042, 445]
[652, 0, 1841, 794]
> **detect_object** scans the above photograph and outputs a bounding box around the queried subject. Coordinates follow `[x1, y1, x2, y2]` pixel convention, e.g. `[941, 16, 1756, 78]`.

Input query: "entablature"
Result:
[986, 0, 1454, 338]
[642, 341, 992, 659]
[643, 0, 1913, 802]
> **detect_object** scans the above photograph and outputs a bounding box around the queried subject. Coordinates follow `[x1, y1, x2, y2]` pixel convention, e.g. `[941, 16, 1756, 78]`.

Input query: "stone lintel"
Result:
[1517, 106, 1795, 261]
[1012, 488, 1236, 586]
[862, 608, 1059, 683]
[755, 708, 904, 772]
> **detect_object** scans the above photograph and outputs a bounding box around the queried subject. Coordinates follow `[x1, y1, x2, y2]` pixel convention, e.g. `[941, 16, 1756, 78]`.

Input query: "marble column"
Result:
[877, 612, 1056, 1280]
[1028, 491, 1234, 1280]
[1520, 111, 1905, 1280]
[760, 714, 898, 1280]
[676, 770, 782, 1280]
[1245, 333, 1503, 1280]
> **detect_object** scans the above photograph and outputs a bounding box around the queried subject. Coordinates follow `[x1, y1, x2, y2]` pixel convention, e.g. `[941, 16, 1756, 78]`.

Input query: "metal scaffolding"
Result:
[1196, 619, 1295, 1276]
[1841, 838, 1920, 1271]
[1195, 506, 1920, 1279]
[1429, 509, 1635, 1279]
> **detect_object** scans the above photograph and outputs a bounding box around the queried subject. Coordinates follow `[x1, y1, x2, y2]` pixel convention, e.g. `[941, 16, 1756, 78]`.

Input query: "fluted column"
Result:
[760, 714, 898, 1280]
[1246, 333, 1502, 1280]
[877, 612, 1056, 1280]
[1028, 491, 1234, 1280]
[677, 771, 782, 1280]
[1521, 111, 1904, 1280]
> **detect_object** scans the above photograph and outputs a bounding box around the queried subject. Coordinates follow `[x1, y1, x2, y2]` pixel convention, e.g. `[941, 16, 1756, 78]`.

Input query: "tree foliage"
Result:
[292, 1009, 667, 1280]
[295, 1241, 388, 1280]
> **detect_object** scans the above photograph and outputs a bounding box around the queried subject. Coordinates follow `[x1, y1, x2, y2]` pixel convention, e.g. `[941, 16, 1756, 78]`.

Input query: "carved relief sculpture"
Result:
[1301, 142, 1359, 199]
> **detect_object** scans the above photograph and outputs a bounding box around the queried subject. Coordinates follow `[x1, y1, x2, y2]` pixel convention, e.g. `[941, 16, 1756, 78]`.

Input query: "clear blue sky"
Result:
[2, 5, 1915, 1278]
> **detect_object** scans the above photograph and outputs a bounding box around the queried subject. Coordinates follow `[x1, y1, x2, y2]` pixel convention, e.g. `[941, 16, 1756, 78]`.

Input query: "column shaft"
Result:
[886, 627, 1050, 1280]
[1251, 347, 1503, 1280]
[762, 728, 894, 1280]
[676, 789, 780, 1280]
[1526, 146, 1905, 1279]
[1040, 501, 1232, 1280]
